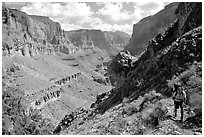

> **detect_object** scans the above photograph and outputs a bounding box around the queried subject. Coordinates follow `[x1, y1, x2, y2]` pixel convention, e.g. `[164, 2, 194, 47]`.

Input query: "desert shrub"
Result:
[139, 90, 162, 111]
[188, 75, 202, 87]
[141, 101, 167, 128]
[108, 127, 121, 135]
[144, 90, 162, 101]
[167, 63, 199, 87]
[122, 97, 131, 103]
[122, 97, 138, 115]
[115, 118, 128, 129]
[189, 92, 202, 115]
[126, 116, 146, 135]
[122, 103, 138, 116]
[2, 86, 54, 135]
[167, 76, 180, 88]
[98, 125, 110, 135]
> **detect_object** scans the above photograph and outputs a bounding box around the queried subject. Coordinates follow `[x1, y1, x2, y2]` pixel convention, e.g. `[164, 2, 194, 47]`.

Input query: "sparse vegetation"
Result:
[167, 62, 202, 127]
[2, 2, 202, 135]
[141, 101, 168, 128]
[2, 85, 54, 135]
[168, 63, 202, 112]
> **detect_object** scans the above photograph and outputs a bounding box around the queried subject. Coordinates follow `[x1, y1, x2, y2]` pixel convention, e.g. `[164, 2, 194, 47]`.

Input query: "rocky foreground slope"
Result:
[53, 2, 202, 135]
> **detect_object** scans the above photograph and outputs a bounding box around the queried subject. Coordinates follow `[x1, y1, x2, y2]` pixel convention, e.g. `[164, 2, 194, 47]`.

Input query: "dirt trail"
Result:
[149, 98, 197, 135]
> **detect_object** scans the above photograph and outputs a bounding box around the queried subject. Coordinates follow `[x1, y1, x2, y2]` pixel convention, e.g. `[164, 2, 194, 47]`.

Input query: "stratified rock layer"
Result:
[65, 29, 130, 52]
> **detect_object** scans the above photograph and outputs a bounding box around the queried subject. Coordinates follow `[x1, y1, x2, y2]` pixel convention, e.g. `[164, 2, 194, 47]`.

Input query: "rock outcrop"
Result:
[124, 3, 179, 55]
[108, 50, 133, 75]
[93, 2, 202, 114]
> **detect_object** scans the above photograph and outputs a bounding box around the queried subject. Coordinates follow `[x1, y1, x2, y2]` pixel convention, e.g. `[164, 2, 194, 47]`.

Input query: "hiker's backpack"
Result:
[173, 86, 186, 101]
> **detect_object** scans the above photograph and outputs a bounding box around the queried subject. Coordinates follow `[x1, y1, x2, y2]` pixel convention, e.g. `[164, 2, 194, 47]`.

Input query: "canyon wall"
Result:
[124, 3, 179, 55]
[65, 29, 130, 52]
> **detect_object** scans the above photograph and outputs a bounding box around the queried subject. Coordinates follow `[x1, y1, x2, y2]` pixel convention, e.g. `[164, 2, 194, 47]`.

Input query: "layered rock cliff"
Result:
[65, 29, 130, 52]
[94, 2, 202, 114]
[65, 29, 110, 50]
[125, 3, 179, 55]
[104, 31, 130, 47]
[2, 5, 63, 44]
[2, 4, 78, 57]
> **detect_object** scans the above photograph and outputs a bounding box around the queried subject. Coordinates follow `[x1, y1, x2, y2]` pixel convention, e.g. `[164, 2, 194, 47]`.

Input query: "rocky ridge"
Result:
[96, 2, 202, 114]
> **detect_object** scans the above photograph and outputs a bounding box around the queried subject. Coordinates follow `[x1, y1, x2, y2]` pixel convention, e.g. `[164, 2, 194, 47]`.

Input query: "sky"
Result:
[5, 2, 169, 35]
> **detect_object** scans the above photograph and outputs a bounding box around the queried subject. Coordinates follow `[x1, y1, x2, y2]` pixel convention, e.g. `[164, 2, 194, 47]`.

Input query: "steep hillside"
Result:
[96, 1, 202, 114]
[54, 2, 202, 135]
[125, 3, 179, 55]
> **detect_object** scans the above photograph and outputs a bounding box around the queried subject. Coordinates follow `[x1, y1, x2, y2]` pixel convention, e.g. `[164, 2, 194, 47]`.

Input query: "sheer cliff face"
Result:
[2, 6, 63, 44]
[175, 2, 202, 36]
[66, 29, 110, 50]
[29, 15, 63, 42]
[125, 3, 179, 55]
[104, 31, 131, 46]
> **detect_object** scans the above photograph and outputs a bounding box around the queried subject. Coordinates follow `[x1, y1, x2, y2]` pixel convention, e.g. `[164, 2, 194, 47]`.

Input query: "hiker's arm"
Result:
[183, 91, 187, 104]
[172, 92, 176, 99]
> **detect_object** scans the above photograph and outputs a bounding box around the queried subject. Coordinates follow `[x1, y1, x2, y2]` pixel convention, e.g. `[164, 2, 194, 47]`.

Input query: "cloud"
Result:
[4, 2, 28, 9]
[20, 2, 166, 35]
[21, 2, 94, 25]
[61, 24, 83, 31]
[135, 2, 165, 17]
[96, 2, 164, 25]
[93, 22, 133, 35]
[97, 3, 131, 23]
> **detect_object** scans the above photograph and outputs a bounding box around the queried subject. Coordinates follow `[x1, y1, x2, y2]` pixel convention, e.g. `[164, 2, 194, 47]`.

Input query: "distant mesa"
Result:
[65, 29, 130, 52]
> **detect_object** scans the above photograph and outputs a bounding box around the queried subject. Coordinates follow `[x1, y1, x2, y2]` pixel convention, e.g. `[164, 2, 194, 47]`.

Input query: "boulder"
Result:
[108, 50, 133, 75]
